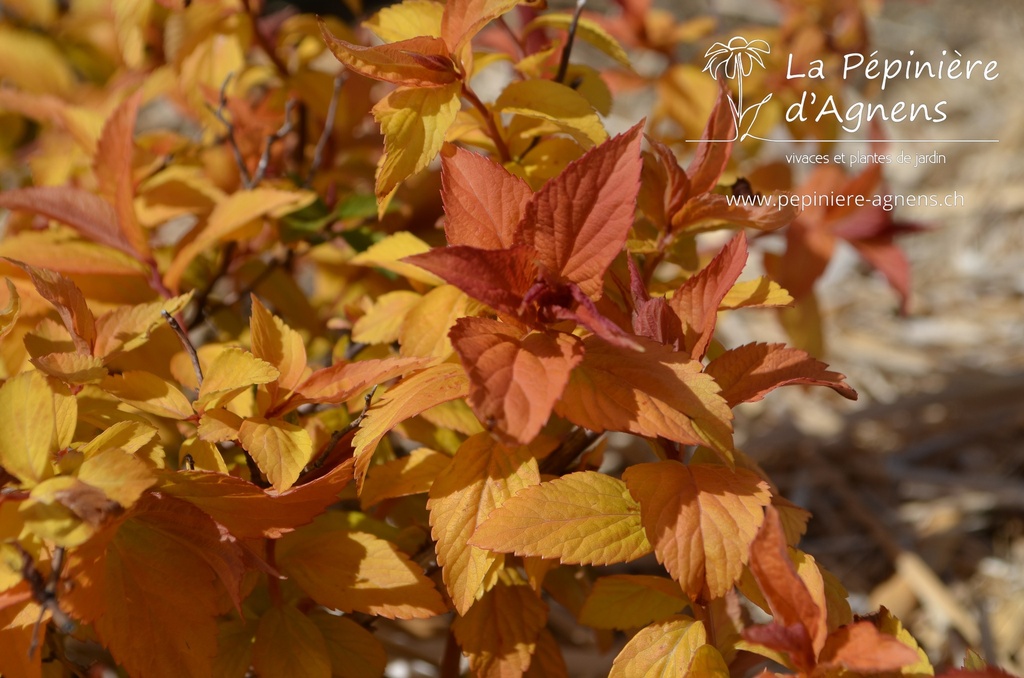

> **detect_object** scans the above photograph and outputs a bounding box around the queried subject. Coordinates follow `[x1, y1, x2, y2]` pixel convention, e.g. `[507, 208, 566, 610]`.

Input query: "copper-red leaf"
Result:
[441, 144, 532, 250]
[405, 245, 537, 316]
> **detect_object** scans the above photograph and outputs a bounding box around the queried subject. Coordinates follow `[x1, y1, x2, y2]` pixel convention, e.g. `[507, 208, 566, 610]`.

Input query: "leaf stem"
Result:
[461, 83, 511, 164]
[305, 74, 346, 187]
[555, 0, 588, 84]
[162, 310, 204, 389]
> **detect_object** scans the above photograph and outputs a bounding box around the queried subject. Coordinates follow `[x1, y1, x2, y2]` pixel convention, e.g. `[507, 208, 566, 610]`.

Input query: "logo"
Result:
[702, 36, 773, 142]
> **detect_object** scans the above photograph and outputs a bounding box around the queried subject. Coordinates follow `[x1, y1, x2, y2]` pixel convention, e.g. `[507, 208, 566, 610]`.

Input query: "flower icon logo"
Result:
[702, 37, 773, 141]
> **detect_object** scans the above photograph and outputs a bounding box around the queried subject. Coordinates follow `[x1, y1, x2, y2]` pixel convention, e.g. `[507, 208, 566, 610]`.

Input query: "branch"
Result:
[15, 544, 74, 659]
[162, 310, 203, 389]
[540, 427, 600, 476]
[555, 0, 588, 84]
[251, 98, 296, 187]
[206, 73, 253, 188]
[307, 385, 378, 472]
[461, 83, 511, 163]
[305, 74, 346, 188]
[188, 241, 237, 327]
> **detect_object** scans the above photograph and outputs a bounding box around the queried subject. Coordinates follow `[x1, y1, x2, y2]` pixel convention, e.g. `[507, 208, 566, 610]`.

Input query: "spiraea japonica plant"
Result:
[0, 0, 1011, 676]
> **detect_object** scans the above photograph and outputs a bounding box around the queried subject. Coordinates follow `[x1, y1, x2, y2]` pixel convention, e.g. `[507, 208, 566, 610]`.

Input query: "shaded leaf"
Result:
[252, 604, 331, 678]
[495, 80, 608, 149]
[579, 575, 688, 630]
[361, 448, 451, 508]
[0, 186, 134, 257]
[9, 259, 95, 354]
[405, 244, 538, 316]
[452, 582, 548, 678]
[308, 609, 387, 678]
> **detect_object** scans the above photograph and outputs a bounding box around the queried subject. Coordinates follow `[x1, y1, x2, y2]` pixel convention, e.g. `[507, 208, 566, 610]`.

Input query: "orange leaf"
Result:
[249, 295, 309, 394]
[524, 628, 569, 678]
[440, 0, 522, 53]
[427, 433, 540, 614]
[817, 621, 921, 674]
[351, 362, 469, 484]
[360, 448, 450, 508]
[251, 604, 331, 678]
[308, 609, 388, 678]
[705, 342, 857, 406]
[743, 505, 825, 670]
[668, 231, 747, 360]
[470, 471, 653, 565]
[686, 84, 735, 197]
[63, 494, 248, 678]
[0, 187, 135, 257]
[292, 356, 428, 409]
[159, 458, 353, 539]
[441, 144, 532, 249]
[579, 575, 688, 630]
[8, 259, 95, 354]
[556, 336, 735, 461]
[451, 319, 583, 443]
[622, 461, 770, 600]
[320, 25, 458, 87]
[94, 90, 150, 258]
[518, 122, 644, 297]
[276, 519, 446, 619]
[451, 582, 548, 677]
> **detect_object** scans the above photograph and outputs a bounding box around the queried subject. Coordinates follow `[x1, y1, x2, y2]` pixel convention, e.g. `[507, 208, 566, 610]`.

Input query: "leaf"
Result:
[351, 362, 469, 484]
[352, 291, 422, 345]
[276, 523, 446, 619]
[743, 505, 824, 671]
[364, 0, 444, 43]
[92, 293, 192, 358]
[427, 433, 540, 614]
[440, 0, 522, 53]
[79, 420, 158, 459]
[405, 245, 538, 316]
[159, 458, 354, 539]
[685, 83, 735, 197]
[494, 79, 608, 149]
[515, 121, 642, 296]
[238, 417, 314, 492]
[251, 604, 331, 678]
[451, 318, 584, 443]
[9, 259, 96, 354]
[719, 277, 793, 309]
[76, 449, 156, 509]
[360, 448, 450, 508]
[31, 351, 107, 384]
[308, 609, 388, 678]
[195, 347, 279, 411]
[524, 628, 569, 678]
[0, 278, 21, 339]
[818, 621, 921, 674]
[580, 575, 688, 630]
[451, 583, 548, 678]
[622, 461, 770, 600]
[319, 26, 458, 87]
[524, 14, 631, 68]
[292, 356, 428, 409]
[399, 285, 480, 359]
[441, 144, 533, 249]
[705, 342, 857, 406]
[101, 371, 194, 419]
[470, 471, 653, 565]
[348, 231, 444, 286]
[668, 231, 747, 360]
[557, 336, 735, 461]
[372, 82, 462, 207]
[164, 189, 307, 291]
[0, 186, 135, 257]
[608, 615, 708, 678]
[250, 295, 309, 393]
[63, 494, 248, 678]
[0, 370, 55, 486]
[93, 90, 150, 258]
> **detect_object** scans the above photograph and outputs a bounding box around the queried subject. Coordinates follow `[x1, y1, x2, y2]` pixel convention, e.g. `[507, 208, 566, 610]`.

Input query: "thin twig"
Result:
[555, 0, 588, 84]
[305, 74, 346, 187]
[188, 241, 236, 327]
[202, 249, 295, 320]
[540, 428, 601, 476]
[162, 310, 203, 389]
[461, 83, 511, 163]
[251, 98, 296, 187]
[15, 544, 74, 659]
[206, 73, 253, 188]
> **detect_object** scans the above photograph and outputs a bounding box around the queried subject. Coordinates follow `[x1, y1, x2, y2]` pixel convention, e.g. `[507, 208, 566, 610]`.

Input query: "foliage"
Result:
[0, 0, 1008, 677]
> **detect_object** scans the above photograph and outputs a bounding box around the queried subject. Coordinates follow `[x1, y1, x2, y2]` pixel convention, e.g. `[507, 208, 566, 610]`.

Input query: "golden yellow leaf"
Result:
[609, 615, 707, 678]
[352, 290, 422, 345]
[470, 471, 653, 565]
[0, 370, 55, 486]
[399, 285, 480, 359]
[494, 80, 607, 148]
[179, 436, 228, 473]
[163, 189, 309, 292]
[251, 604, 332, 678]
[277, 521, 446, 619]
[372, 82, 462, 210]
[364, 0, 443, 42]
[524, 14, 631, 68]
[719, 277, 794, 309]
[351, 362, 469, 483]
[79, 420, 159, 459]
[77, 448, 156, 509]
[579, 575, 688, 630]
[451, 582, 548, 678]
[428, 434, 540, 614]
[622, 462, 770, 600]
[0, 25, 74, 96]
[21, 477, 100, 547]
[195, 347, 279, 411]
[92, 293, 193, 359]
[360, 447, 451, 508]
[0, 230, 148, 277]
[0, 279, 20, 339]
[31, 351, 107, 384]
[249, 295, 310, 393]
[348, 232, 444, 286]
[101, 371, 194, 420]
[237, 417, 313, 493]
[197, 409, 243, 443]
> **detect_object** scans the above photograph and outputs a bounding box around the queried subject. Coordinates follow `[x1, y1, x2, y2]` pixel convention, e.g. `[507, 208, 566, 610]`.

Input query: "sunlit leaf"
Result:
[238, 417, 314, 493]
